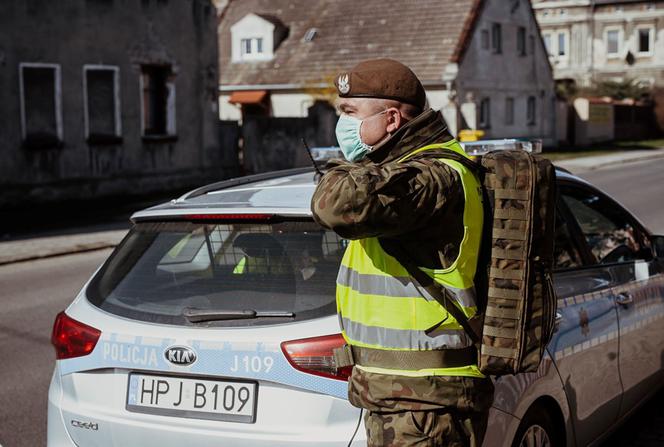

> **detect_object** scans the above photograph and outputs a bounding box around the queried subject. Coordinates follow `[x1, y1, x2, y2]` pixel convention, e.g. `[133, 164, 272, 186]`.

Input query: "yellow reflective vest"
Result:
[336, 140, 485, 378]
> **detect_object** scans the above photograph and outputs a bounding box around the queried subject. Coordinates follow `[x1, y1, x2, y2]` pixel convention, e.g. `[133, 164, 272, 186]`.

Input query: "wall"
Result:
[219, 94, 243, 120]
[457, 0, 556, 145]
[534, 0, 664, 87]
[533, 1, 594, 86]
[241, 102, 336, 174]
[0, 0, 235, 207]
[270, 93, 316, 118]
[592, 2, 664, 87]
[573, 98, 614, 145]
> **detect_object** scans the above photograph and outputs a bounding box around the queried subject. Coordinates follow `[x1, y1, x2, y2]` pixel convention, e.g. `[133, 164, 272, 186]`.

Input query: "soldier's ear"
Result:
[385, 108, 402, 133]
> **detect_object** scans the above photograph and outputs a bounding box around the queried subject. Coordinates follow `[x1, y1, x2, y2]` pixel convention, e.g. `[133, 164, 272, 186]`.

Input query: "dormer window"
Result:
[241, 37, 264, 58]
[231, 13, 288, 63]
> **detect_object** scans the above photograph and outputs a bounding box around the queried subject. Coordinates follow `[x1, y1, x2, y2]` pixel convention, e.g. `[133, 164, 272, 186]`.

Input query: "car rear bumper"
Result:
[48, 364, 364, 447]
[47, 367, 78, 447]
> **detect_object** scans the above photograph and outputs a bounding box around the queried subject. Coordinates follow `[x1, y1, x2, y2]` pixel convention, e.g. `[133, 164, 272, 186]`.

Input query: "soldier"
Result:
[311, 58, 494, 447]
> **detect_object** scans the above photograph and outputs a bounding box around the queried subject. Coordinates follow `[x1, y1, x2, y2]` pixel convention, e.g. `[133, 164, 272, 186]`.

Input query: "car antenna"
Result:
[302, 138, 324, 182]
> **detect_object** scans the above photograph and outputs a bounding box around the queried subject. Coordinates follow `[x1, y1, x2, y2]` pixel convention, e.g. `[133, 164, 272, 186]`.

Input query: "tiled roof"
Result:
[219, 0, 483, 88]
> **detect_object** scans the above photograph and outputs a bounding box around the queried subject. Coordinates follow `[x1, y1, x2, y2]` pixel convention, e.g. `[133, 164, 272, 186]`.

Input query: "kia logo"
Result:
[165, 346, 197, 366]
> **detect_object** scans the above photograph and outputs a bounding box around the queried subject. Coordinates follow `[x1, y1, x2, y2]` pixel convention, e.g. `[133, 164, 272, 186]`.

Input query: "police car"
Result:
[48, 142, 664, 447]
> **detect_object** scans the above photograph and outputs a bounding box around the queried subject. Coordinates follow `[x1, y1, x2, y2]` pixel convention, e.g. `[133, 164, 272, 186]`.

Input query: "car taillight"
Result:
[51, 311, 101, 360]
[281, 334, 352, 381]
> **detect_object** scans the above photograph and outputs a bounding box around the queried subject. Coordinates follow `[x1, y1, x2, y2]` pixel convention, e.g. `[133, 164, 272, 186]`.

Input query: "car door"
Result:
[548, 185, 622, 447]
[560, 183, 664, 419]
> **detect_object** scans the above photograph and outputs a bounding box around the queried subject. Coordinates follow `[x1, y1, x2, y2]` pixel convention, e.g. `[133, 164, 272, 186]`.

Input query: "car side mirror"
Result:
[652, 235, 664, 259]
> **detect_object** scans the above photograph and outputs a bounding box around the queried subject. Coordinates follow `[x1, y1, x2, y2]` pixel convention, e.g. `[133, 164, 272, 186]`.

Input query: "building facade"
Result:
[0, 0, 234, 207]
[217, 0, 556, 144]
[533, 0, 664, 87]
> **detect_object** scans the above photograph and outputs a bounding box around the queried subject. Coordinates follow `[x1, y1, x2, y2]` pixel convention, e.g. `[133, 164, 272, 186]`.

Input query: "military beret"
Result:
[334, 58, 426, 110]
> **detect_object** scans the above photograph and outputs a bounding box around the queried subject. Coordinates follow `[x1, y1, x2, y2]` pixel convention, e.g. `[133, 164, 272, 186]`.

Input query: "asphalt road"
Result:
[0, 157, 662, 447]
[0, 249, 112, 447]
[578, 157, 664, 234]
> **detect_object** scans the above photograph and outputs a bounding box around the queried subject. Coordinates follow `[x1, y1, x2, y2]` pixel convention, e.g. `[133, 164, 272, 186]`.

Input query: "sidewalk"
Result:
[554, 148, 664, 174]
[2, 147, 663, 266]
[0, 229, 127, 265]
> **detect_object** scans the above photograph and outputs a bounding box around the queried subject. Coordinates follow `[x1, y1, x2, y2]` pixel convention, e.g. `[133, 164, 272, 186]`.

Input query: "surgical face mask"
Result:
[335, 110, 387, 162]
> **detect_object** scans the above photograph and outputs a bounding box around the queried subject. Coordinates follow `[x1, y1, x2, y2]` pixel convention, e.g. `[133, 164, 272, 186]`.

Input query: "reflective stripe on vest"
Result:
[336, 140, 484, 377]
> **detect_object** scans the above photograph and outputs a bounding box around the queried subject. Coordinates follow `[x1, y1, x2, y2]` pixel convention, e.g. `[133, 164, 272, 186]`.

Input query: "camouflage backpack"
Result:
[475, 150, 557, 375]
[389, 149, 557, 376]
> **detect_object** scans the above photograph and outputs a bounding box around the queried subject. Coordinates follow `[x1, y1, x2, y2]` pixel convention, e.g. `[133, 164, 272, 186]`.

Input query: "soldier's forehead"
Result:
[335, 97, 376, 110]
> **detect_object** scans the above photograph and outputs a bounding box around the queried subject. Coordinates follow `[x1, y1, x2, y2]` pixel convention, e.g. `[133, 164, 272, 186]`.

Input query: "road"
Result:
[579, 157, 664, 234]
[0, 249, 113, 447]
[0, 157, 662, 447]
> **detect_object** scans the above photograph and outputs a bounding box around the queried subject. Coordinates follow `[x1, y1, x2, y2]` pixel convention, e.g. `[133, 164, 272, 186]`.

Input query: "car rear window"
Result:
[87, 220, 348, 326]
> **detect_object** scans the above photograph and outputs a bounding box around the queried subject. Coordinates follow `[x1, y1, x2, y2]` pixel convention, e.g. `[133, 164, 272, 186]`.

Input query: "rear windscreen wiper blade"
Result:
[183, 308, 295, 323]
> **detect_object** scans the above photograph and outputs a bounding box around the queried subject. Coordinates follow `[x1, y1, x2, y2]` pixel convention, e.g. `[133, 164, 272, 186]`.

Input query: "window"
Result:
[505, 97, 514, 126]
[606, 28, 621, 56]
[87, 221, 347, 326]
[140, 65, 176, 137]
[83, 66, 121, 143]
[543, 33, 552, 56]
[527, 96, 536, 125]
[517, 27, 527, 56]
[562, 187, 651, 264]
[529, 35, 535, 55]
[492, 23, 502, 54]
[481, 29, 490, 50]
[557, 32, 567, 56]
[240, 37, 264, 58]
[553, 211, 582, 270]
[303, 28, 318, 42]
[480, 98, 491, 128]
[19, 63, 62, 148]
[637, 27, 653, 54]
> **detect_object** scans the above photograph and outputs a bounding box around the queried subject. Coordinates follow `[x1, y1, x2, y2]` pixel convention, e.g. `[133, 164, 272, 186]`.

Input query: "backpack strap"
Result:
[405, 146, 486, 175]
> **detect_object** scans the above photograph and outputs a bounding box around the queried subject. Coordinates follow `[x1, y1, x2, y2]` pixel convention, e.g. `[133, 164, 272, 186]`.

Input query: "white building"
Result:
[218, 0, 556, 144]
[533, 0, 664, 87]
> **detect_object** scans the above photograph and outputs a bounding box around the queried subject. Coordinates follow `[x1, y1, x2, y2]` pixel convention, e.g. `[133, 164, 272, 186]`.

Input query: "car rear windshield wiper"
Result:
[183, 308, 295, 323]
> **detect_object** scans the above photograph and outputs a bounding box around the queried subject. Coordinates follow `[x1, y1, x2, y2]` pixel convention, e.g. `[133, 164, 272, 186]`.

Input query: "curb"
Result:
[0, 243, 117, 266]
[555, 149, 664, 174]
[0, 229, 126, 266]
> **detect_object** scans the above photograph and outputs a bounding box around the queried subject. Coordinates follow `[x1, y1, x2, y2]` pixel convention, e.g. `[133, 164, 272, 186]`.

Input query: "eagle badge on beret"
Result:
[337, 74, 350, 94]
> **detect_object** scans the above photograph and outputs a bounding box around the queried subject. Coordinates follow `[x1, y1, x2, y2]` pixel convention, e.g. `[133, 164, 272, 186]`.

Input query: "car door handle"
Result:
[615, 292, 634, 306]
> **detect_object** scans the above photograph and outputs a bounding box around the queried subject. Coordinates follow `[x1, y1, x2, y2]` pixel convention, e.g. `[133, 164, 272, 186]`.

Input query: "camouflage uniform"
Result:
[312, 109, 494, 446]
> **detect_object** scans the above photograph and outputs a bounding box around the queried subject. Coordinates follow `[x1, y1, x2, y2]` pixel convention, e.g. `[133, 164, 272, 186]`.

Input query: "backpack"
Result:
[476, 149, 557, 375]
[387, 148, 557, 376]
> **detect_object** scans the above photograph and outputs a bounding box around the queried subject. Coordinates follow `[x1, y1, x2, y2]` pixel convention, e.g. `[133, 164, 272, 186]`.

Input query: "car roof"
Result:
[131, 166, 587, 221]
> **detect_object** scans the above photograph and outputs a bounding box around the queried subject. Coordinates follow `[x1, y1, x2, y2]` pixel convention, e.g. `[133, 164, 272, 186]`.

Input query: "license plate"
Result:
[126, 373, 257, 423]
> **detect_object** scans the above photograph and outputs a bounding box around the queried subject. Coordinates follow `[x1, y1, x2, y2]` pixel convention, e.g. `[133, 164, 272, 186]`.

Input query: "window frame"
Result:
[240, 37, 265, 60]
[479, 97, 491, 129]
[82, 64, 122, 142]
[557, 30, 569, 58]
[491, 23, 502, 54]
[18, 62, 63, 143]
[557, 180, 653, 268]
[517, 26, 527, 56]
[635, 26, 654, 56]
[527, 96, 536, 126]
[505, 97, 515, 126]
[481, 29, 490, 50]
[604, 26, 622, 58]
[543, 33, 553, 56]
[139, 64, 177, 139]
